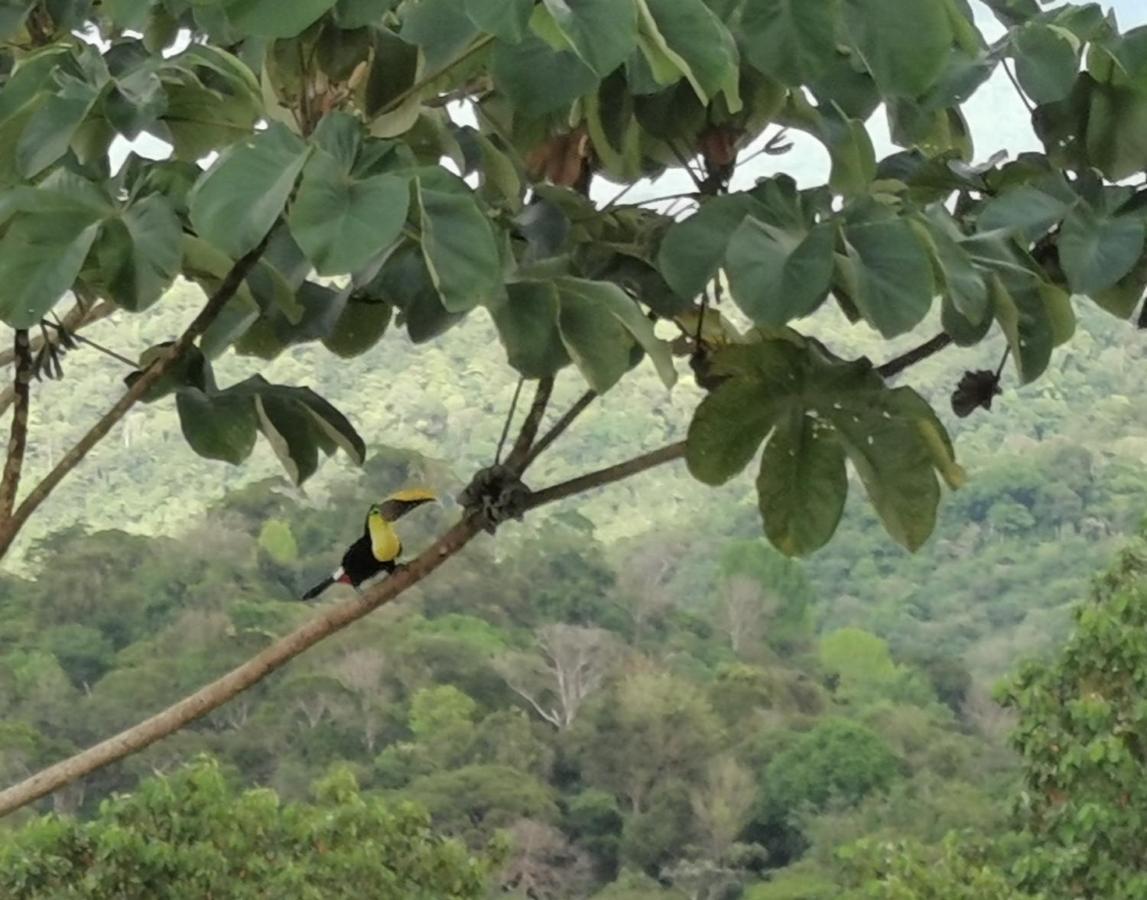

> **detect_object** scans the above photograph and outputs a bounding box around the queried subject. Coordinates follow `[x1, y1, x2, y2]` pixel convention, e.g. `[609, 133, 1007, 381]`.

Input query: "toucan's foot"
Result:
[391, 562, 409, 576]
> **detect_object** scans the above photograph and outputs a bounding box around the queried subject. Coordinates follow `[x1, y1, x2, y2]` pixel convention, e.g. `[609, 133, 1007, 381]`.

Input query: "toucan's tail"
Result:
[301, 576, 335, 601]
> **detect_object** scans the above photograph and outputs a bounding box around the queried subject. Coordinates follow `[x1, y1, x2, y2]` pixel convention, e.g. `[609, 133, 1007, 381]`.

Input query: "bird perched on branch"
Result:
[301, 489, 436, 601]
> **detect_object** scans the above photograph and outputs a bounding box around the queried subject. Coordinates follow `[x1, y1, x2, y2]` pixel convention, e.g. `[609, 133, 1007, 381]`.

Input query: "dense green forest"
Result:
[3, 0, 1147, 895]
[2, 281, 1147, 896]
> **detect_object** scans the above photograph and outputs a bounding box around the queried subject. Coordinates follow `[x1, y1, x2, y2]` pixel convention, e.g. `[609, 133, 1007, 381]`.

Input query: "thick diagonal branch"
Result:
[0, 437, 690, 817]
[0, 236, 271, 562]
[0, 517, 483, 817]
[0, 330, 32, 521]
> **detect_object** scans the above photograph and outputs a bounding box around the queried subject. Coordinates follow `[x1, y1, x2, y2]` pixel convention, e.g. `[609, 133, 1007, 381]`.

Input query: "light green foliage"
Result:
[0, 757, 489, 899]
[1002, 537, 1147, 898]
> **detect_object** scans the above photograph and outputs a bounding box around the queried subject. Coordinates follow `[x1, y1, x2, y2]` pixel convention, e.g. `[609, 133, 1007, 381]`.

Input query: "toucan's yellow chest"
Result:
[367, 514, 401, 562]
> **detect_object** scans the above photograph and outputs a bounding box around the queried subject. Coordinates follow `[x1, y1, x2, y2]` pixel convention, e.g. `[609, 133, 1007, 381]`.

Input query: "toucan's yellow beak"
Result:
[386, 488, 437, 503]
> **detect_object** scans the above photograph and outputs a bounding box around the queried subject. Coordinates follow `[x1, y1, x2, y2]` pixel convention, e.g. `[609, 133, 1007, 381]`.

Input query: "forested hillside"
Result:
[1, 283, 1145, 896]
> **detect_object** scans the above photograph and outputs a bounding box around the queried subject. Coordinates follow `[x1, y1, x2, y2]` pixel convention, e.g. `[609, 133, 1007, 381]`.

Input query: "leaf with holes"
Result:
[757, 412, 848, 556]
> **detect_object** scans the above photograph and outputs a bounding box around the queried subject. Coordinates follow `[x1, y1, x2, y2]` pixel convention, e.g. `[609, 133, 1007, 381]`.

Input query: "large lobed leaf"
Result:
[686, 335, 964, 556]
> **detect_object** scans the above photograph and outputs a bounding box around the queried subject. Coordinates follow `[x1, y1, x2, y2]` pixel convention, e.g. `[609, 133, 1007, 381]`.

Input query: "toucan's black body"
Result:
[300, 491, 435, 601]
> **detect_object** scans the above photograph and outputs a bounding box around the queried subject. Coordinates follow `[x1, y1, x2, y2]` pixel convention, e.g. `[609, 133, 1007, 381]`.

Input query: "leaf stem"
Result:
[522, 389, 597, 471]
[494, 377, 524, 465]
[504, 377, 554, 471]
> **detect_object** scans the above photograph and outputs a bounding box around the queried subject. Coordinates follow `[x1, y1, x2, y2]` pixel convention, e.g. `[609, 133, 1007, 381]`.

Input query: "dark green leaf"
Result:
[322, 296, 393, 358]
[491, 31, 598, 117]
[725, 218, 836, 325]
[289, 149, 409, 276]
[176, 388, 258, 465]
[657, 194, 759, 302]
[639, 0, 740, 106]
[541, 0, 637, 78]
[189, 122, 310, 257]
[222, 0, 338, 38]
[1013, 21, 1080, 105]
[95, 194, 183, 311]
[687, 379, 780, 486]
[758, 412, 848, 556]
[415, 171, 502, 312]
[1059, 203, 1146, 296]
[740, 0, 838, 86]
[489, 280, 570, 379]
[844, 0, 953, 97]
[465, 0, 531, 42]
[841, 217, 935, 338]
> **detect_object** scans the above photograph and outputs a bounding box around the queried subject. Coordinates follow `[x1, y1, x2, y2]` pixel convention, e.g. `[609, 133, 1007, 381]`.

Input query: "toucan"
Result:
[301, 489, 437, 601]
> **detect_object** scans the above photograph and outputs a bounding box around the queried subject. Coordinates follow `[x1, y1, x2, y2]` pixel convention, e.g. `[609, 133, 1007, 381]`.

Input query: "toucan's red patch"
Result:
[336, 573, 352, 585]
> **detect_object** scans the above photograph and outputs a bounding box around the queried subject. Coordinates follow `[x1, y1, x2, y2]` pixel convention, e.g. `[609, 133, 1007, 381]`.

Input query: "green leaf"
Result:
[1085, 84, 1147, 183]
[725, 218, 836, 325]
[550, 277, 675, 392]
[687, 379, 781, 486]
[414, 171, 502, 312]
[465, 0, 532, 41]
[95, 194, 183, 312]
[175, 388, 258, 465]
[254, 393, 320, 485]
[637, 0, 740, 107]
[491, 30, 598, 117]
[289, 149, 409, 276]
[322, 296, 393, 358]
[657, 194, 760, 302]
[1013, 22, 1079, 105]
[844, 0, 953, 97]
[990, 274, 1053, 384]
[489, 280, 570, 379]
[830, 387, 942, 552]
[541, 0, 638, 78]
[686, 336, 959, 554]
[758, 412, 848, 556]
[189, 122, 310, 257]
[333, 0, 397, 28]
[16, 76, 103, 177]
[1059, 203, 1146, 296]
[741, 0, 839, 86]
[222, 0, 338, 38]
[977, 175, 1076, 241]
[841, 217, 935, 338]
[914, 209, 989, 325]
[0, 180, 105, 327]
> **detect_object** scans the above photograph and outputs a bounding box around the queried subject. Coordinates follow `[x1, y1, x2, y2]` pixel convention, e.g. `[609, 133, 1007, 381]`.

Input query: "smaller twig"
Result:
[378, 34, 494, 116]
[994, 346, 1012, 379]
[522, 390, 597, 471]
[1002, 60, 1035, 114]
[526, 441, 687, 511]
[876, 332, 953, 380]
[0, 301, 114, 368]
[494, 377, 525, 465]
[504, 377, 554, 471]
[42, 320, 137, 369]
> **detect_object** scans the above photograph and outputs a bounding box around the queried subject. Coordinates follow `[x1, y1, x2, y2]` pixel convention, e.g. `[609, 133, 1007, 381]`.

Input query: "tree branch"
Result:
[0, 516, 483, 817]
[0, 330, 32, 521]
[0, 235, 272, 562]
[522, 389, 596, 471]
[526, 441, 687, 511]
[504, 377, 554, 471]
[876, 332, 953, 380]
[0, 434, 691, 816]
